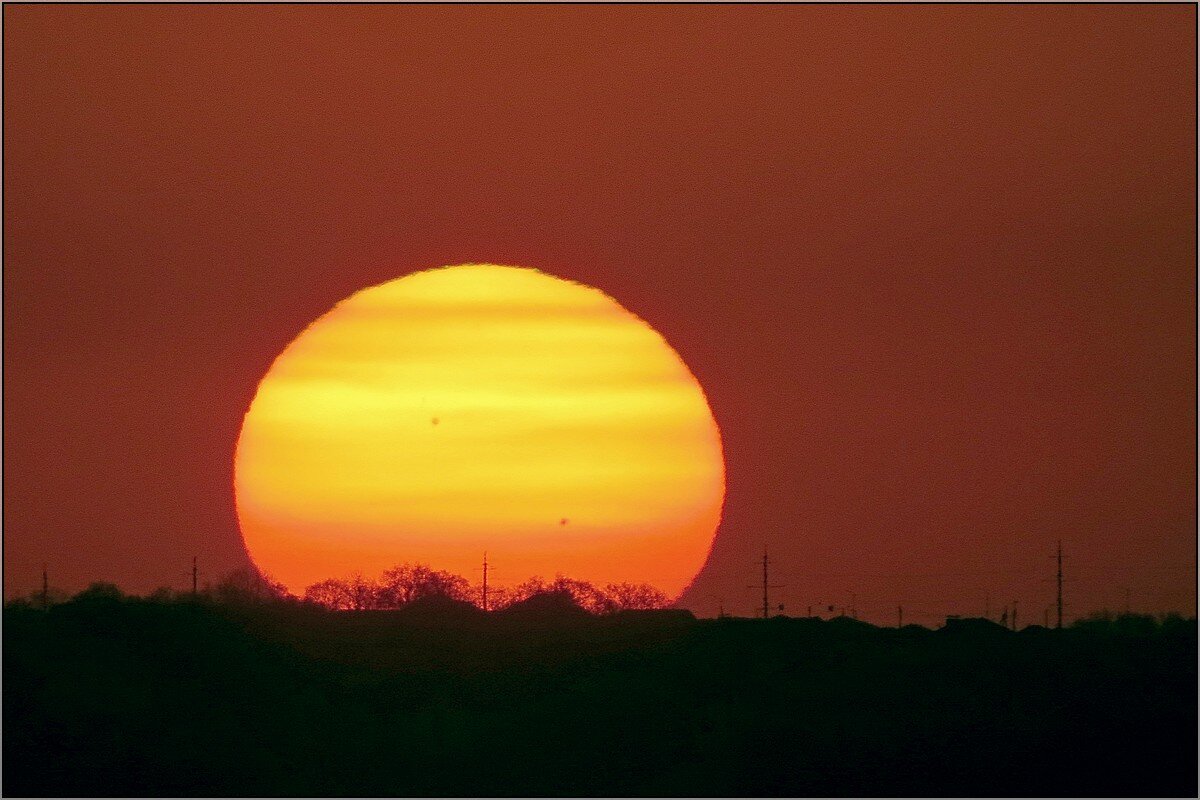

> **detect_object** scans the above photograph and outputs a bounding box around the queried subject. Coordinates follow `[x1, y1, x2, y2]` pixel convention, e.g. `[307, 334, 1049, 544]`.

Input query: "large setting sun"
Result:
[233, 264, 725, 598]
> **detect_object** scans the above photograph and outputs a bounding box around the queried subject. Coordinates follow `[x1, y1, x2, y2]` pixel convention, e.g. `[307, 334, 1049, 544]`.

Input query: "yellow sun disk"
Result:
[234, 264, 725, 598]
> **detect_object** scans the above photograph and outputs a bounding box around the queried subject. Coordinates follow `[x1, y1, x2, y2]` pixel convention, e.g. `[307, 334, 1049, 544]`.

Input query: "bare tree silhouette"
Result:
[378, 564, 470, 607]
[303, 578, 357, 610]
[604, 582, 670, 611]
[213, 568, 293, 605]
[299, 564, 673, 615]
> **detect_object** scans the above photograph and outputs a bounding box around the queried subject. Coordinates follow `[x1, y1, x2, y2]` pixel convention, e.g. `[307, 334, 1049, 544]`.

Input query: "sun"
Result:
[233, 264, 725, 599]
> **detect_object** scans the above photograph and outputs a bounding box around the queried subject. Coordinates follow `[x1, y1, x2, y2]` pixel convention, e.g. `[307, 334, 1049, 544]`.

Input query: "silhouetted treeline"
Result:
[6, 565, 672, 615]
[301, 565, 670, 613]
[4, 588, 1195, 797]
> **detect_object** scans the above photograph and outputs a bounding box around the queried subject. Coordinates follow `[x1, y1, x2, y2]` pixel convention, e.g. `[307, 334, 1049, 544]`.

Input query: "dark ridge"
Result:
[4, 600, 1195, 797]
[606, 607, 696, 624]
[498, 588, 591, 618]
[395, 593, 485, 620]
[938, 616, 1011, 636]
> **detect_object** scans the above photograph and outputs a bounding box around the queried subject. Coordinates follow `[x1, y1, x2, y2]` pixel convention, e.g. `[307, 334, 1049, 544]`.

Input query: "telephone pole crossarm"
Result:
[747, 547, 785, 619]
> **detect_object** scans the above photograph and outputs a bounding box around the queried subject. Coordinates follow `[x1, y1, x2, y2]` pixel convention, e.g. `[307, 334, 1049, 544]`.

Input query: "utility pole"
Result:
[42, 564, 49, 611]
[762, 548, 769, 619]
[807, 605, 812, 618]
[1056, 540, 1064, 629]
[192, 556, 198, 596]
[897, 605, 903, 628]
[748, 546, 784, 619]
[1012, 600, 1018, 631]
[482, 552, 489, 612]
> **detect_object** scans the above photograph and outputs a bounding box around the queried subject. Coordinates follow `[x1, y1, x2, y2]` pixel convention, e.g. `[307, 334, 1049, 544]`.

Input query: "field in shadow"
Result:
[5, 595, 1196, 796]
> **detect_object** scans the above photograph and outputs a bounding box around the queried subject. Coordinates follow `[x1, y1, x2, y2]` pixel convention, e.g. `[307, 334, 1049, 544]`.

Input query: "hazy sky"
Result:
[5, 5, 1195, 622]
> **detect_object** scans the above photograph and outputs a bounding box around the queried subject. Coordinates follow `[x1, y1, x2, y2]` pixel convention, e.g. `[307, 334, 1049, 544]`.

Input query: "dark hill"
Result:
[396, 593, 484, 622]
[607, 607, 695, 625]
[3, 601, 1195, 797]
[498, 589, 591, 619]
[938, 616, 1011, 636]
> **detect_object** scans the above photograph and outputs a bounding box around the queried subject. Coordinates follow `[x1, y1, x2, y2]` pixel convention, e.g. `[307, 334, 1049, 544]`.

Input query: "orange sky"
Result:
[4, 5, 1195, 621]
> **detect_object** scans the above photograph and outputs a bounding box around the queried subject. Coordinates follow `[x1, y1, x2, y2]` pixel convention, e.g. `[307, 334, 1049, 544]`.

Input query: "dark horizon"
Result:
[7, 588, 1196, 796]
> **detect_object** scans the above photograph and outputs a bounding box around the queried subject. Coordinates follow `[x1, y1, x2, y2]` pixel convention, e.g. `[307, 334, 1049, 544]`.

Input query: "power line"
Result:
[777, 567, 1044, 579]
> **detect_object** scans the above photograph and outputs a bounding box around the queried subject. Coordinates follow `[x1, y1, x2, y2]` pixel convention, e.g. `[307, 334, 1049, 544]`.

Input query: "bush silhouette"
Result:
[69, 582, 125, 603]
